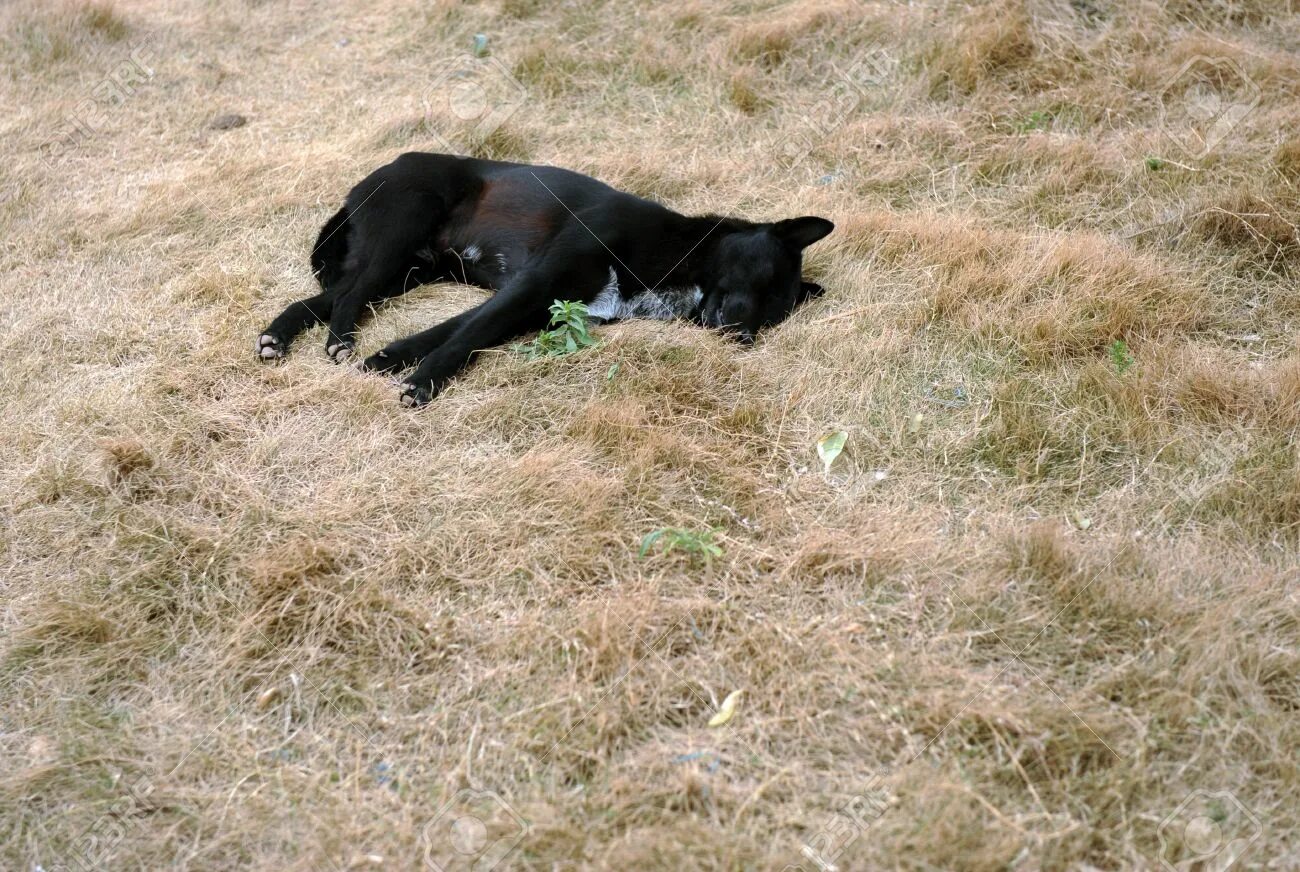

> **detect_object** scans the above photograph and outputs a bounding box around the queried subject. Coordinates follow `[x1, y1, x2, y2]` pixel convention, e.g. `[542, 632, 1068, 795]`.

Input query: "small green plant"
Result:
[639, 527, 724, 565]
[515, 299, 600, 360]
[1108, 339, 1134, 373]
[1015, 110, 1051, 133]
[1145, 155, 1167, 171]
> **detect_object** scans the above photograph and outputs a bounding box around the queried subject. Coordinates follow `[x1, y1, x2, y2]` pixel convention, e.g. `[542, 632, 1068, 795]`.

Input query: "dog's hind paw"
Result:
[326, 341, 354, 364]
[399, 382, 433, 408]
[256, 333, 285, 360]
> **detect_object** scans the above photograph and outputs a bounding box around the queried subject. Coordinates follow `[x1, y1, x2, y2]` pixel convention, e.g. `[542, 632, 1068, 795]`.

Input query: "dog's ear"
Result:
[772, 216, 835, 251]
[798, 281, 825, 303]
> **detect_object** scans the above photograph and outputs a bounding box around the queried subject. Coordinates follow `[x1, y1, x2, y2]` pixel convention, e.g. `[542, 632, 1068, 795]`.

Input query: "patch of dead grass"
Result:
[0, 0, 127, 73]
[2, 0, 1298, 869]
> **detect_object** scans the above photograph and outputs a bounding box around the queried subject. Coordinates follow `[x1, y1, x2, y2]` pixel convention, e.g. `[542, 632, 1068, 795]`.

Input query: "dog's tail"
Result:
[311, 206, 350, 291]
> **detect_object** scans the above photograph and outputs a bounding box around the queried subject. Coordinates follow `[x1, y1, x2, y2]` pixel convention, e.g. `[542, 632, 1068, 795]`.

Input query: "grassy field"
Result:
[2, 0, 1298, 869]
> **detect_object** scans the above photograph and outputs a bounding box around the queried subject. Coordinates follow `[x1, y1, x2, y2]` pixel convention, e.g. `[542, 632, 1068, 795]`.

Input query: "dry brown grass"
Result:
[2, 0, 1298, 870]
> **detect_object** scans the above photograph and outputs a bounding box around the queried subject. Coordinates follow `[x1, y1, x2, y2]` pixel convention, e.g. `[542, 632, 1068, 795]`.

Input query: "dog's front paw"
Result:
[361, 349, 403, 374]
[256, 333, 285, 361]
[399, 381, 435, 408]
[325, 341, 354, 364]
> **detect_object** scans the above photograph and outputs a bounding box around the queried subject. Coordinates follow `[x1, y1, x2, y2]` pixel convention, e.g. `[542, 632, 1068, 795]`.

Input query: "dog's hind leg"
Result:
[257, 259, 433, 362]
[323, 200, 439, 364]
[256, 292, 334, 360]
[257, 206, 353, 360]
[323, 260, 409, 364]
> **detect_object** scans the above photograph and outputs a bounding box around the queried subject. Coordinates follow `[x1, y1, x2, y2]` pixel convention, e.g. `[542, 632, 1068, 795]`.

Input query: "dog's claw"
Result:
[256, 333, 284, 360]
[399, 382, 431, 407]
[360, 350, 398, 373]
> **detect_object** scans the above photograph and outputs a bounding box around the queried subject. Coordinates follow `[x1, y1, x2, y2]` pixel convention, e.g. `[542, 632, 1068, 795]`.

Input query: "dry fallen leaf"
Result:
[708, 689, 743, 727]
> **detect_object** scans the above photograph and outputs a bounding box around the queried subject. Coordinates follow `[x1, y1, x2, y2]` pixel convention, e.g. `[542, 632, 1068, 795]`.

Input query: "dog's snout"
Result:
[721, 295, 753, 326]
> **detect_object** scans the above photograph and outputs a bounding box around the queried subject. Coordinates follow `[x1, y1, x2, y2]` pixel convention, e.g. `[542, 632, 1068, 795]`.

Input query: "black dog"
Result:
[257, 152, 834, 406]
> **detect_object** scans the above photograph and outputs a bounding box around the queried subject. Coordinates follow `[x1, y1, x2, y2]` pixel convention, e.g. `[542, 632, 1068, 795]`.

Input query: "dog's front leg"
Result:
[398, 257, 606, 406]
[398, 269, 550, 406]
[360, 307, 477, 374]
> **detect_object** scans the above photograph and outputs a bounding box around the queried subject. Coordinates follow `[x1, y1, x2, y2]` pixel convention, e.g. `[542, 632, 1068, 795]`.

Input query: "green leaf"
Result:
[816, 430, 848, 474]
[1108, 339, 1133, 374]
[638, 527, 723, 565]
[518, 299, 600, 360]
[1015, 110, 1051, 133]
[639, 529, 665, 558]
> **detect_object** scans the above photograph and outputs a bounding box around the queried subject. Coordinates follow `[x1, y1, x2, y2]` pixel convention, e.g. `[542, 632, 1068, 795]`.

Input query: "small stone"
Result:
[209, 113, 247, 131]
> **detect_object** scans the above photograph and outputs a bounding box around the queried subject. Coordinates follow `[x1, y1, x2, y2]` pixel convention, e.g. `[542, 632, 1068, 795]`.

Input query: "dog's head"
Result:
[699, 216, 834, 342]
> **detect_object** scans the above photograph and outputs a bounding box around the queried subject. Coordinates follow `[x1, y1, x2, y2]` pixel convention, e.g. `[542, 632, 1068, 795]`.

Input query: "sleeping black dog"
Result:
[257, 152, 834, 406]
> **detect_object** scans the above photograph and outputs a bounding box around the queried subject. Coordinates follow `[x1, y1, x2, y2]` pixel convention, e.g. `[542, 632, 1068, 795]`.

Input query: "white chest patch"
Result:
[587, 267, 703, 322]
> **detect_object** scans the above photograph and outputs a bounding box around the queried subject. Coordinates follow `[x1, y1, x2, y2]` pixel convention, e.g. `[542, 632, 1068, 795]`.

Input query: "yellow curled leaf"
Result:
[708, 689, 743, 727]
[256, 686, 282, 710]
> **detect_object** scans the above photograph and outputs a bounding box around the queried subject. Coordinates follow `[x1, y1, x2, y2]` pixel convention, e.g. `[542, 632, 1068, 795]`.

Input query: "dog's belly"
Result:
[587, 267, 703, 323]
[417, 242, 513, 288]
